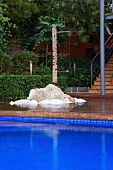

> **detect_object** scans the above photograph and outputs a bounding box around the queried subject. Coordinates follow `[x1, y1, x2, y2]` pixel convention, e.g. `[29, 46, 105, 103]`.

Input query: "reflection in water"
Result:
[101, 133, 106, 170]
[37, 128, 59, 170]
[70, 98, 113, 114]
[70, 102, 93, 113]
[53, 131, 58, 170]
[1, 98, 113, 114]
[0, 102, 74, 112]
[0, 102, 29, 111]
[1, 122, 113, 170]
[101, 99, 106, 113]
[30, 130, 33, 151]
[29, 128, 59, 170]
[23, 124, 113, 170]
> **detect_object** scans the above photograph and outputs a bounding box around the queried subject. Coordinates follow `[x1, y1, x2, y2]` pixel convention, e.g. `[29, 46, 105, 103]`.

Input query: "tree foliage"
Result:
[0, 3, 12, 51]
[1, 0, 39, 23]
[35, 15, 65, 45]
[1, 0, 112, 52]
[48, 0, 101, 43]
[1, 0, 49, 51]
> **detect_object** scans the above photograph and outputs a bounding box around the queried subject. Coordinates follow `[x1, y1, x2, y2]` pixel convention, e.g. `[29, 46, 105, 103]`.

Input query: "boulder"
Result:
[27, 84, 75, 103]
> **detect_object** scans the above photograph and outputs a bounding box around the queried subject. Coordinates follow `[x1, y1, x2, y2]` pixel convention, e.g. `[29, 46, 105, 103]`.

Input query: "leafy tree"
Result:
[1, 0, 39, 23]
[48, 0, 101, 43]
[0, 3, 12, 52]
[1, 0, 50, 51]
[2, 0, 111, 53]
[0, 3, 10, 74]
[33, 15, 66, 66]
[34, 15, 65, 45]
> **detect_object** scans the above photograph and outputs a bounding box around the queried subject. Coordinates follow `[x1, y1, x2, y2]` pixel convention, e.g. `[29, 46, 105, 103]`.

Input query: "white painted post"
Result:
[30, 60, 32, 75]
[52, 24, 57, 83]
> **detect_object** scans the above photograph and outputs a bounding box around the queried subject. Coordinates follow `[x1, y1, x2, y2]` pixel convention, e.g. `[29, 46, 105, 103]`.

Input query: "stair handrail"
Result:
[91, 33, 113, 86]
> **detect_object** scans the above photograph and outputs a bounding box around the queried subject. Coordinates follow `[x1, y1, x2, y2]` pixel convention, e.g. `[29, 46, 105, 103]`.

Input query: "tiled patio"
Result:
[1, 96, 113, 121]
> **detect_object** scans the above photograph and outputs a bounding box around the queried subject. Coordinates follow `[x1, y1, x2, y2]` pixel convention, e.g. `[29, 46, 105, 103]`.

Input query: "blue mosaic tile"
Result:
[1, 116, 113, 128]
[60, 119, 65, 123]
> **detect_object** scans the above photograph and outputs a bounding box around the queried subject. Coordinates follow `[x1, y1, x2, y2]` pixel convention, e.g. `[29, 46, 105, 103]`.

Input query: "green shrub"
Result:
[66, 58, 91, 87]
[0, 50, 38, 75]
[0, 75, 68, 101]
[0, 50, 96, 90]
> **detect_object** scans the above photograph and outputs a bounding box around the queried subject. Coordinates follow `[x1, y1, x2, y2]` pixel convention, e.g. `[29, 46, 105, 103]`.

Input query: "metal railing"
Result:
[91, 33, 113, 86]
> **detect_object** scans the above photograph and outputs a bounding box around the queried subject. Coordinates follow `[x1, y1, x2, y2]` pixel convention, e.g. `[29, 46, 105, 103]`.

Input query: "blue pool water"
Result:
[0, 122, 113, 170]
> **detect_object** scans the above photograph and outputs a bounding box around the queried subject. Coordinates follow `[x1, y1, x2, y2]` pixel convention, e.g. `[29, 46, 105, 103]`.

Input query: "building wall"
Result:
[7, 36, 89, 58]
[35, 35, 89, 58]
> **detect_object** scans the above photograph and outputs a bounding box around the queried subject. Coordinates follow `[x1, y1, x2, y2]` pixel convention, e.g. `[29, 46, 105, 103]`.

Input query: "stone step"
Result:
[89, 55, 113, 93]
[109, 57, 113, 61]
[105, 67, 113, 71]
[106, 63, 113, 67]
[91, 85, 113, 90]
[94, 81, 112, 85]
[98, 74, 113, 77]
[107, 60, 113, 64]
[89, 89, 113, 93]
[105, 70, 113, 74]
[96, 77, 112, 81]
[88, 89, 100, 93]
[105, 74, 113, 77]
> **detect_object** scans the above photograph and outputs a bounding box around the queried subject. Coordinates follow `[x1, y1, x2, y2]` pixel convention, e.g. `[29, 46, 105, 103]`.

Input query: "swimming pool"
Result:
[0, 121, 113, 170]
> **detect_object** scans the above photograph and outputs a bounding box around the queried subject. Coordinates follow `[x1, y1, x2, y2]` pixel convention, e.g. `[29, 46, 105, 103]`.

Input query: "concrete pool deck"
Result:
[1, 95, 113, 121]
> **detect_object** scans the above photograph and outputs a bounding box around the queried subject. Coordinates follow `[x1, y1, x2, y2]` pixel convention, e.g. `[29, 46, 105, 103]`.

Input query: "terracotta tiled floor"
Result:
[71, 98, 113, 114]
[1, 97, 113, 120]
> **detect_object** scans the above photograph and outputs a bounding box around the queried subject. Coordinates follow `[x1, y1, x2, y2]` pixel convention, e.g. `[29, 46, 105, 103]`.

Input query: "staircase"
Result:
[89, 54, 113, 93]
[88, 2, 113, 94]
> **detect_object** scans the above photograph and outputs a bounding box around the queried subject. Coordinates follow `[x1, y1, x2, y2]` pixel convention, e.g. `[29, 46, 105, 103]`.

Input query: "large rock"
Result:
[27, 84, 75, 103]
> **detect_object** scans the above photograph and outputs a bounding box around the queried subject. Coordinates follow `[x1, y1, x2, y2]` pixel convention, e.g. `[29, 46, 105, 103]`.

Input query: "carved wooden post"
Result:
[52, 24, 57, 83]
